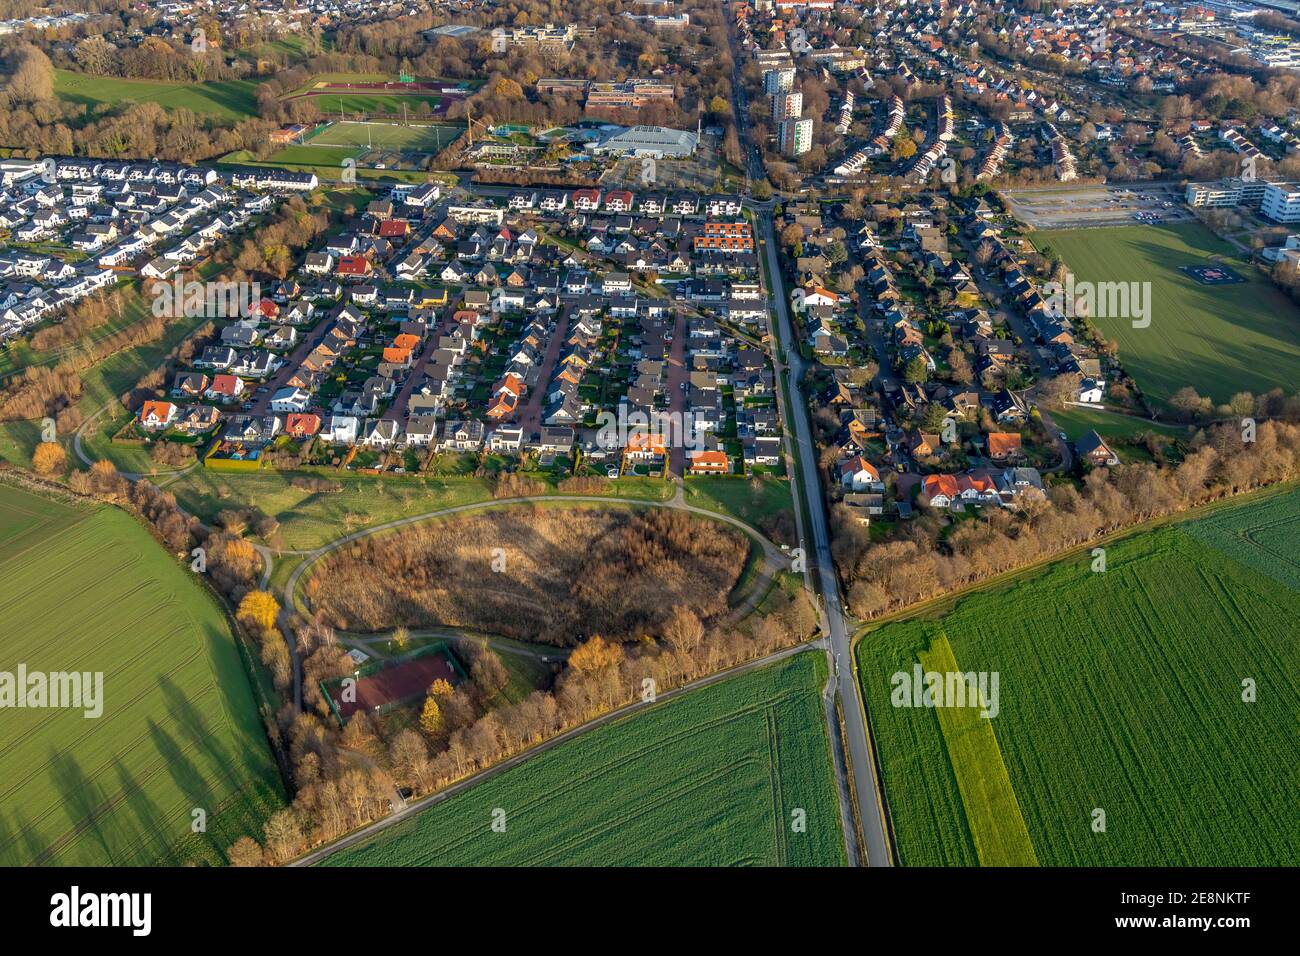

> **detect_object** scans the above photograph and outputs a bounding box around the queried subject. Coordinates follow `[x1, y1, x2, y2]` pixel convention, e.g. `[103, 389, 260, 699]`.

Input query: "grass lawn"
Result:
[0, 480, 283, 865]
[268, 144, 360, 168]
[54, 70, 260, 120]
[1050, 404, 1187, 444]
[0, 276, 161, 381]
[0, 278, 224, 468]
[166, 468, 677, 553]
[165, 469, 497, 551]
[320, 652, 846, 866]
[1035, 223, 1300, 407]
[1050, 405, 1190, 461]
[858, 487, 1300, 866]
[684, 475, 794, 531]
[218, 150, 431, 186]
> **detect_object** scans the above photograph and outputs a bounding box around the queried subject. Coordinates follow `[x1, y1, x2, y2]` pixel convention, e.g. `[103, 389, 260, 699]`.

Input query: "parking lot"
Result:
[1003, 182, 1194, 229]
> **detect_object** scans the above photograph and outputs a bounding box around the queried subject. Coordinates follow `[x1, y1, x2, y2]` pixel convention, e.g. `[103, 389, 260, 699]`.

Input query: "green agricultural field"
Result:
[917, 636, 1038, 866]
[54, 70, 260, 120]
[321, 653, 846, 866]
[0, 481, 283, 865]
[1181, 488, 1300, 595]
[859, 487, 1300, 866]
[1036, 223, 1300, 406]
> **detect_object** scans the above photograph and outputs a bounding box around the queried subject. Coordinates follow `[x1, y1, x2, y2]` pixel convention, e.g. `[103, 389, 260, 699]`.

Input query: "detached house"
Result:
[839, 456, 882, 492]
[138, 400, 177, 431]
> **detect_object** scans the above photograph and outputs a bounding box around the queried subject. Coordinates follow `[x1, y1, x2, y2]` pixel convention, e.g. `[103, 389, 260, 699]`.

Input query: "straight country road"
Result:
[752, 204, 895, 868]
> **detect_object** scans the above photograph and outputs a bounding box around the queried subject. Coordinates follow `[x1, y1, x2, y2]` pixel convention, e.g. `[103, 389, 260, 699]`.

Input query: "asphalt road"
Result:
[753, 206, 894, 867]
[958, 237, 1074, 472]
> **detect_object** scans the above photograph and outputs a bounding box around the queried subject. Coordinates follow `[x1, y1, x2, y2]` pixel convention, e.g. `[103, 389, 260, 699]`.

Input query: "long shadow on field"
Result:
[112, 755, 173, 865]
[146, 719, 225, 861]
[157, 676, 239, 776]
[48, 750, 113, 864]
[0, 807, 53, 867]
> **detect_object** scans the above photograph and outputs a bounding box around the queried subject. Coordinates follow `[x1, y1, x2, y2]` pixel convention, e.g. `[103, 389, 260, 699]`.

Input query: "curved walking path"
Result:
[73, 407, 791, 714]
[283, 492, 787, 615]
[338, 627, 571, 665]
[73, 402, 198, 482]
[282, 491, 790, 710]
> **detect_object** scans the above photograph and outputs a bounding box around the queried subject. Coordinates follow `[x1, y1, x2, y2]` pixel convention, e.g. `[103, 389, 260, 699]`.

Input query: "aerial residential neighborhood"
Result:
[0, 0, 1295, 928]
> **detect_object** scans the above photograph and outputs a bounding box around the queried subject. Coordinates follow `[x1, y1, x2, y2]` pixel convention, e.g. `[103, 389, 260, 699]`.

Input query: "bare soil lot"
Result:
[306, 506, 750, 645]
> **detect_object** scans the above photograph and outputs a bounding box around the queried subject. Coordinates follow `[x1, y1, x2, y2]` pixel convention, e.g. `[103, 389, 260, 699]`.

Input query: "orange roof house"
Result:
[393, 333, 421, 352]
[688, 449, 731, 474]
[486, 391, 519, 420]
[285, 413, 322, 437]
[921, 473, 959, 505]
[987, 432, 1023, 459]
[804, 284, 840, 304]
[496, 372, 525, 398]
[956, 473, 997, 497]
[303, 343, 340, 372]
[624, 431, 667, 460]
[693, 221, 754, 253]
[138, 400, 177, 429]
[382, 346, 413, 366]
[838, 455, 879, 486]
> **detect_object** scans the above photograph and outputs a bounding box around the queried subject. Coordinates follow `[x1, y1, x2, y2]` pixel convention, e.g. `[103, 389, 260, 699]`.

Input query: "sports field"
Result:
[268, 144, 359, 168]
[1036, 223, 1300, 406]
[310, 120, 462, 151]
[321, 653, 846, 866]
[0, 482, 283, 865]
[858, 486, 1300, 866]
[54, 70, 259, 120]
[296, 90, 445, 114]
[255, 122, 463, 175]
